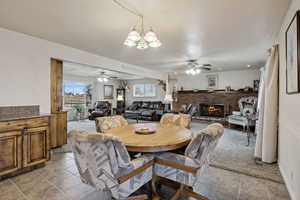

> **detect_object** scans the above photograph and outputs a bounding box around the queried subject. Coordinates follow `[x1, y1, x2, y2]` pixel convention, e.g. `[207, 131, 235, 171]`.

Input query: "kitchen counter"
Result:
[0, 113, 51, 122]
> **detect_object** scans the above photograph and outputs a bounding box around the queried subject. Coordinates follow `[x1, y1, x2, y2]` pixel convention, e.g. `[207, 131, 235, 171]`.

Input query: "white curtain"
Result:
[254, 45, 279, 163]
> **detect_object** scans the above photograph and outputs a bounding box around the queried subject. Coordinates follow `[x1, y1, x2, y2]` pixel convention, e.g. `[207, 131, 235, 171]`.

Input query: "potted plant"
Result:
[72, 105, 85, 121]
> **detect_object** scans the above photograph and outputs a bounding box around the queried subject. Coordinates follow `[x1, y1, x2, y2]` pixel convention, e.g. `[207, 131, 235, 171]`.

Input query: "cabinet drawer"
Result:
[0, 117, 49, 132]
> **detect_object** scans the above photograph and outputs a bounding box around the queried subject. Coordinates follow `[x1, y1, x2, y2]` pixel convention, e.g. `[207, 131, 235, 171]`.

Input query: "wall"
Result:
[64, 74, 120, 107]
[277, 1, 300, 199]
[0, 27, 163, 113]
[175, 69, 260, 90]
[125, 79, 166, 105]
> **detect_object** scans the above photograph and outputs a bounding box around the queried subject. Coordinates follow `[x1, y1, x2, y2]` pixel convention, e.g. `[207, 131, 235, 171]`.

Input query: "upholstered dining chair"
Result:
[153, 123, 224, 200]
[160, 113, 192, 129]
[70, 130, 154, 200]
[95, 115, 128, 133]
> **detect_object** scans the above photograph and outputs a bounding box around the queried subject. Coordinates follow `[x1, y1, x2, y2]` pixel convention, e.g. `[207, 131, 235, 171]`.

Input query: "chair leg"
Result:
[158, 178, 208, 200]
[151, 175, 160, 200]
[170, 184, 184, 200]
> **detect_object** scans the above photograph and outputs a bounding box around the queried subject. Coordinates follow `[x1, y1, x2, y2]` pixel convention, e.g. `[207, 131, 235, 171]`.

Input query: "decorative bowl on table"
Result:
[134, 123, 156, 135]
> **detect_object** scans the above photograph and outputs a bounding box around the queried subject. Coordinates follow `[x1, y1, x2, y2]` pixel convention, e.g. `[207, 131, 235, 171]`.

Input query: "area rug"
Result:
[64, 119, 284, 183]
[190, 122, 284, 183]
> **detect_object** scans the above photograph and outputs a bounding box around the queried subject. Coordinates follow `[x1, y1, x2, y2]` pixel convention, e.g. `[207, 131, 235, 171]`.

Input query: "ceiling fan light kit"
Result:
[184, 60, 212, 75]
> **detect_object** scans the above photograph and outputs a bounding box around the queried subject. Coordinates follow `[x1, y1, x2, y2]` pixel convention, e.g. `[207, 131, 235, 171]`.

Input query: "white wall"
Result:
[125, 79, 166, 105]
[277, 1, 300, 199]
[175, 69, 260, 90]
[0, 28, 163, 113]
[63, 74, 120, 107]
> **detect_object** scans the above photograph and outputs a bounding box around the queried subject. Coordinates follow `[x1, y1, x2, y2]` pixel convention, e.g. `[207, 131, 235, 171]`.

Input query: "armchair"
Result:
[95, 115, 128, 133]
[160, 113, 192, 129]
[88, 101, 112, 120]
[228, 96, 258, 131]
[153, 123, 224, 199]
[70, 130, 154, 200]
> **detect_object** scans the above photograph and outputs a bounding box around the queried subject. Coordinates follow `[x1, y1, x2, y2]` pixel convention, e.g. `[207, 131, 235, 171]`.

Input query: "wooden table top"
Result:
[104, 123, 192, 153]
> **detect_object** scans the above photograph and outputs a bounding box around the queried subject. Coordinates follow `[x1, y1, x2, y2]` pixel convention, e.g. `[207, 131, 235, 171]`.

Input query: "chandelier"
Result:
[113, 0, 161, 49]
[124, 18, 161, 49]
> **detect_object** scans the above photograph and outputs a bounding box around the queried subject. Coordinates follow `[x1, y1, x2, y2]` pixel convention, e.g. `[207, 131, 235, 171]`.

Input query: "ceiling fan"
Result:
[97, 72, 110, 82]
[185, 59, 212, 75]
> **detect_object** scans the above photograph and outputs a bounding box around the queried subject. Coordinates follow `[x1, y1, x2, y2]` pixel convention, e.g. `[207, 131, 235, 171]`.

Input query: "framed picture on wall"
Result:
[104, 85, 114, 99]
[286, 10, 300, 94]
[206, 74, 218, 90]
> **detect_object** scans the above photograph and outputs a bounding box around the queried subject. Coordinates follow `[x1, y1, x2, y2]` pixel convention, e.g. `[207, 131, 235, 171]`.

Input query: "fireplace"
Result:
[199, 104, 225, 118]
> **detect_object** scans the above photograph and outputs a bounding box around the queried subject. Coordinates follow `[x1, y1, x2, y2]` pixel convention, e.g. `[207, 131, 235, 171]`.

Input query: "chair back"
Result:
[160, 113, 191, 129]
[70, 130, 131, 199]
[238, 96, 258, 116]
[95, 115, 128, 132]
[185, 123, 224, 168]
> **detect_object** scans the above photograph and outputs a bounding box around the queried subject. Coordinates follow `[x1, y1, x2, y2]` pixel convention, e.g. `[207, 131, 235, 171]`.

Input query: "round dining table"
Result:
[104, 123, 192, 153]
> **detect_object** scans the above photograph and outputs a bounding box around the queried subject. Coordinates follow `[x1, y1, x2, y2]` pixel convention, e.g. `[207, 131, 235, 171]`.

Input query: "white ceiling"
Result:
[0, 0, 291, 72]
[63, 61, 143, 80]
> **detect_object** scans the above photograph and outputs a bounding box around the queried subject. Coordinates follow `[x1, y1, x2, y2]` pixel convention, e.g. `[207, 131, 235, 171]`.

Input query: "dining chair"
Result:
[160, 113, 191, 129]
[70, 130, 154, 200]
[153, 123, 224, 200]
[95, 115, 128, 133]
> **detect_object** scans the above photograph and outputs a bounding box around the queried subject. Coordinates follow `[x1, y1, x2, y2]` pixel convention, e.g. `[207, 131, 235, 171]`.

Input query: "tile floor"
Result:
[0, 151, 290, 200]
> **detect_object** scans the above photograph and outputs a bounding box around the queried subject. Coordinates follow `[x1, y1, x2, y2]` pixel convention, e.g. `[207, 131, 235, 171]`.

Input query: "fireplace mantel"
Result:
[173, 90, 258, 116]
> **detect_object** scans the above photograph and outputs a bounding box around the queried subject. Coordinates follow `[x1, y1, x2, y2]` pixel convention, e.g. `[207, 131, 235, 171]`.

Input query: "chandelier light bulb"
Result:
[127, 28, 141, 42]
[124, 39, 136, 47]
[137, 38, 148, 50]
[185, 69, 190, 75]
[97, 77, 103, 82]
[144, 29, 158, 42]
[103, 77, 108, 82]
[149, 40, 162, 48]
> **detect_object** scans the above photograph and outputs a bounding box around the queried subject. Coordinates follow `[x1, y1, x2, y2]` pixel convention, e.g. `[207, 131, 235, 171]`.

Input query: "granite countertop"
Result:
[0, 113, 52, 122]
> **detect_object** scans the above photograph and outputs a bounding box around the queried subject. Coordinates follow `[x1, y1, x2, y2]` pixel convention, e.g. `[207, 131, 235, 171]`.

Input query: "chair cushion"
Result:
[154, 152, 200, 187]
[118, 154, 154, 198]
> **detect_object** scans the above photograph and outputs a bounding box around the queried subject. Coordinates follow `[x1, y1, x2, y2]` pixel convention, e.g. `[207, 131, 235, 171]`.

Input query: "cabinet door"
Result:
[0, 131, 22, 176]
[23, 127, 49, 167]
[50, 112, 67, 148]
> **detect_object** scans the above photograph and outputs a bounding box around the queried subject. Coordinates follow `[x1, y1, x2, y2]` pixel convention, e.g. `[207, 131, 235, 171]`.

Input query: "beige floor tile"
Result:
[0, 180, 18, 194]
[0, 191, 26, 200]
[63, 182, 95, 200]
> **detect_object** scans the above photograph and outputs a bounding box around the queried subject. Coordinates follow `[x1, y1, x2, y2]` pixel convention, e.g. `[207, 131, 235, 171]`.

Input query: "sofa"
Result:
[88, 101, 111, 120]
[124, 101, 165, 121]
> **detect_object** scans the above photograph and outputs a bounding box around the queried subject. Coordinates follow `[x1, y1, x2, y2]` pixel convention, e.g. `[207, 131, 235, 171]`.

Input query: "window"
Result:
[133, 84, 156, 97]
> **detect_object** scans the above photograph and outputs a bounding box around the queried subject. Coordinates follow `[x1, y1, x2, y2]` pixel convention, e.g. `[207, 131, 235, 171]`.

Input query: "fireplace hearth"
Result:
[199, 104, 225, 118]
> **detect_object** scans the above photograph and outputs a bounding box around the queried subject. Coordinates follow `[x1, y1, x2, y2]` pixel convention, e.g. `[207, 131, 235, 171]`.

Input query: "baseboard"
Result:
[278, 162, 296, 200]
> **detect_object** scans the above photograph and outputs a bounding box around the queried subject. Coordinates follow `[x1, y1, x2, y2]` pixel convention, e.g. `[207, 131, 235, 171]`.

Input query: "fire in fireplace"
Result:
[199, 104, 225, 118]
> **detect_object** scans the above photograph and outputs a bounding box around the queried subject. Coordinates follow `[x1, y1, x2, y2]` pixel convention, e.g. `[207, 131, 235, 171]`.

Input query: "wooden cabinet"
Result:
[0, 131, 22, 176]
[50, 59, 68, 148]
[0, 117, 50, 178]
[50, 112, 67, 148]
[23, 127, 49, 167]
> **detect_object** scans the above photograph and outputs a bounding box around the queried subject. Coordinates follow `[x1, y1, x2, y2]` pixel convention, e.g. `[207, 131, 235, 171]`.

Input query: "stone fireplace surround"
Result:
[172, 90, 258, 117]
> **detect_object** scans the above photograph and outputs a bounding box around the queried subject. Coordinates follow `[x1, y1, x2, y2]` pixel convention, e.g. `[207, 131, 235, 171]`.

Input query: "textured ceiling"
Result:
[63, 61, 143, 80]
[0, 0, 291, 72]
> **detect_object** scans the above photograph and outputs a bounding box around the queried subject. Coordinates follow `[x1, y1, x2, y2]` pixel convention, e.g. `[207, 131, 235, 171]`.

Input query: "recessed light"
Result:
[247, 65, 251, 68]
